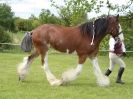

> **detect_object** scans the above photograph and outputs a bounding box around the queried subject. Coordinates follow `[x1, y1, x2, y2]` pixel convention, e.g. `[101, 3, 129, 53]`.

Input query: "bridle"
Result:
[113, 31, 123, 41]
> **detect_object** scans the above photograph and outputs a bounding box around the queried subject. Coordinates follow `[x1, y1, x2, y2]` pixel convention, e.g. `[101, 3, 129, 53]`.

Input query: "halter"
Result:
[113, 31, 123, 40]
[113, 23, 123, 39]
[118, 32, 123, 35]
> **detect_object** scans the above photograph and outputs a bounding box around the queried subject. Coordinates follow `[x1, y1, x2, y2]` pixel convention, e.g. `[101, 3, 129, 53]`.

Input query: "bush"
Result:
[0, 26, 13, 51]
[124, 29, 133, 51]
[0, 26, 12, 43]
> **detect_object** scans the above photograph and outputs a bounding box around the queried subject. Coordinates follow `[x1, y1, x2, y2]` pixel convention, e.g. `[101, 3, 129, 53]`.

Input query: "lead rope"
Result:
[90, 21, 95, 45]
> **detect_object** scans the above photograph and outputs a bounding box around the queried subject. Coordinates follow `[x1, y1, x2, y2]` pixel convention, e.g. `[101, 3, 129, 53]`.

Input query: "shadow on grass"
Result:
[16, 78, 133, 89]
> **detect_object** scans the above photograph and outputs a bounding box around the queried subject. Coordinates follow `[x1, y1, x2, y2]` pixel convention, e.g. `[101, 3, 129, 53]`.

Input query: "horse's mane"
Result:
[79, 17, 108, 37]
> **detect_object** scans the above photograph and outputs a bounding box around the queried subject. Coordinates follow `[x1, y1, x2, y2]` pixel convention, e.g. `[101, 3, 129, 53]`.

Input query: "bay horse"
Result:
[18, 15, 120, 87]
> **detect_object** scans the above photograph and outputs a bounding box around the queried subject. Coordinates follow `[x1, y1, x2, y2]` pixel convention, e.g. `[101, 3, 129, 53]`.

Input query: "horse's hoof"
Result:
[50, 79, 63, 86]
[18, 76, 24, 81]
[18, 75, 25, 81]
[97, 75, 110, 87]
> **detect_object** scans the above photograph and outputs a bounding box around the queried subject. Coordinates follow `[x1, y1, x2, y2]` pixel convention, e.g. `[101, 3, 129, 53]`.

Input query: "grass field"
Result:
[0, 52, 133, 99]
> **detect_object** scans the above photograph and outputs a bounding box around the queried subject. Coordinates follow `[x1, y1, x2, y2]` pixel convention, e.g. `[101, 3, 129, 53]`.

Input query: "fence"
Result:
[0, 43, 62, 54]
[0, 43, 133, 56]
[0, 43, 22, 53]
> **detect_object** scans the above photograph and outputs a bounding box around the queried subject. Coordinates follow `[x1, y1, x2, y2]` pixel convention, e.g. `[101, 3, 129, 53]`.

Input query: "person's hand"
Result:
[116, 54, 122, 57]
[116, 52, 126, 57]
[122, 52, 126, 57]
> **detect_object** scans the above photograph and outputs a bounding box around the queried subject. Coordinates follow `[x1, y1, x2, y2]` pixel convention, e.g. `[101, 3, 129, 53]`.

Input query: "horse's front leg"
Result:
[90, 57, 110, 86]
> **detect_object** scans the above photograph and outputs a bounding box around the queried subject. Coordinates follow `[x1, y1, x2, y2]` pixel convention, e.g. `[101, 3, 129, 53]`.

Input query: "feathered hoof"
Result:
[49, 79, 63, 86]
[97, 75, 110, 87]
[18, 75, 25, 81]
[61, 68, 78, 83]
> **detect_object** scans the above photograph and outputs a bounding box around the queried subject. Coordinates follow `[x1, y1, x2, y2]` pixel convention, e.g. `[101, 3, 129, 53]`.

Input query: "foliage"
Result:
[51, 0, 96, 26]
[14, 17, 33, 31]
[39, 9, 62, 25]
[0, 26, 12, 43]
[29, 15, 41, 29]
[92, 0, 133, 16]
[123, 29, 133, 51]
[120, 12, 133, 51]
[0, 26, 12, 50]
[0, 3, 14, 30]
[115, 0, 133, 14]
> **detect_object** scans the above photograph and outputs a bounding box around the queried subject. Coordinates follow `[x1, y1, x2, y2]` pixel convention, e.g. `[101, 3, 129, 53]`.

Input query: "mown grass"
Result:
[0, 53, 133, 99]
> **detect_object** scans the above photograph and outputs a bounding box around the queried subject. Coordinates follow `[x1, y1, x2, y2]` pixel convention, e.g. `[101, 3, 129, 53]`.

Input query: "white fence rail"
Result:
[0, 43, 20, 46]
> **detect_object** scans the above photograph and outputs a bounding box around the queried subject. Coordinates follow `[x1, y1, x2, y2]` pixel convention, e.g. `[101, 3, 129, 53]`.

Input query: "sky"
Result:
[0, 0, 132, 19]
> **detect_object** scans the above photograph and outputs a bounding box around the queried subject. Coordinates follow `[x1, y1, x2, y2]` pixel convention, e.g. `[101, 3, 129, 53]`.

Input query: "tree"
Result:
[51, 0, 96, 26]
[0, 3, 14, 30]
[115, 0, 133, 14]
[0, 26, 12, 43]
[14, 18, 32, 31]
[39, 9, 61, 24]
[29, 15, 40, 29]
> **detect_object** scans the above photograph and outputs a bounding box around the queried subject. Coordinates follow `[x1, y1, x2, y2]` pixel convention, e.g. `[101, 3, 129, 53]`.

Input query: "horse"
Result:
[18, 15, 121, 87]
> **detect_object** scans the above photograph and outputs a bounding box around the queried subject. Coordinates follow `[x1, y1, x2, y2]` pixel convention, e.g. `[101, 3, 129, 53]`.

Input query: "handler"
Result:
[105, 31, 126, 84]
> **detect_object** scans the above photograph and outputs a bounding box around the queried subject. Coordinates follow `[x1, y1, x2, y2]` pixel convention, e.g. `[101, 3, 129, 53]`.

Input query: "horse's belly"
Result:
[50, 43, 75, 54]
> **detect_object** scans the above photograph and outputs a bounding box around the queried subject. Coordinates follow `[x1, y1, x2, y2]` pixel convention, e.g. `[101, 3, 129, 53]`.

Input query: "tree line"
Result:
[0, 0, 132, 51]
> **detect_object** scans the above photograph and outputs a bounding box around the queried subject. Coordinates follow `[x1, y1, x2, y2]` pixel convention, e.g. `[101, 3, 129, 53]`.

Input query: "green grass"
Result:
[0, 53, 133, 99]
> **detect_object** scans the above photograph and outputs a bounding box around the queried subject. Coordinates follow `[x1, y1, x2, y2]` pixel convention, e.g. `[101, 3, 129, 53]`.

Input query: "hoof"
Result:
[18, 76, 24, 81]
[97, 75, 110, 87]
[49, 79, 63, 86]
[18, 75, 25, 81]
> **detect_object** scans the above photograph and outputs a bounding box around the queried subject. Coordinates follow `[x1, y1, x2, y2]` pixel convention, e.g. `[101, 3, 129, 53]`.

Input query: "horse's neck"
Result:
[94, 32, 107, 45]
[93, 19, 108, 45]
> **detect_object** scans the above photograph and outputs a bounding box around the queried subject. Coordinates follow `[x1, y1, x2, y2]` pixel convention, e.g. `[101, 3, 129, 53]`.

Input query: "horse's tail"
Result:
[21, 32, 33, 52]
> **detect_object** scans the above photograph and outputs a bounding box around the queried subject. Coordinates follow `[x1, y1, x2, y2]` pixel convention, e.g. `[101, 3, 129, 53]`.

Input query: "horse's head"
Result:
[107, 15, 120, 39]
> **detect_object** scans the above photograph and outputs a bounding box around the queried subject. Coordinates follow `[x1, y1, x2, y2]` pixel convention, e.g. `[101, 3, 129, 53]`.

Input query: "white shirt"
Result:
[109, 36, 126, 52]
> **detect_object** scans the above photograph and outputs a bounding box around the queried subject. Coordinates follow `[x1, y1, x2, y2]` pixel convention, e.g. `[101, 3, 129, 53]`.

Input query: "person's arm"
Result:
[109, 37, 115, 52]
[122, 41, 126, 52]
[121, 41, 126, 56]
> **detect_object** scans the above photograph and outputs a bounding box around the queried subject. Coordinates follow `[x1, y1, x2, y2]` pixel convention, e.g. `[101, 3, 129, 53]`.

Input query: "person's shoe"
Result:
[116, 80, 125, 84]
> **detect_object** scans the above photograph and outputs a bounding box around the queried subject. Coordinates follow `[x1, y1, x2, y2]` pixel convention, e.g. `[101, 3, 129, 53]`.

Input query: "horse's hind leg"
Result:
[39, 46, 62, 86]
[17, 51, 39, 81]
